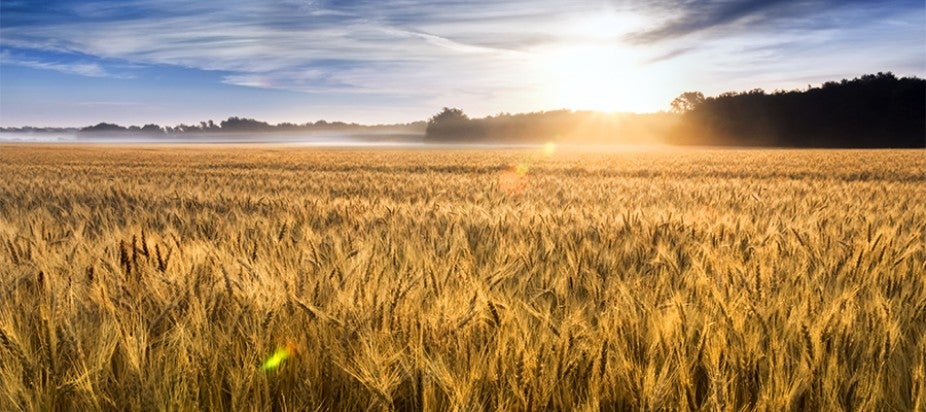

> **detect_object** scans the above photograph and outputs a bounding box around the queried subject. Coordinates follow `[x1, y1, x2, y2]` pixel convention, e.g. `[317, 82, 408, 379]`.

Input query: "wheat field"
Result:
[0, 144, 923, 411]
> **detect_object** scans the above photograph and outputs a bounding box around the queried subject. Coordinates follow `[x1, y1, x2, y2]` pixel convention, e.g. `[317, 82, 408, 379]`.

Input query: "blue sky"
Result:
[1, 0, 924, 127]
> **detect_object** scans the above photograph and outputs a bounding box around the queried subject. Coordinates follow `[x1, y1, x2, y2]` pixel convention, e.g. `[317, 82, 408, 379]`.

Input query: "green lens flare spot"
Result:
[261, 346, 293, 371]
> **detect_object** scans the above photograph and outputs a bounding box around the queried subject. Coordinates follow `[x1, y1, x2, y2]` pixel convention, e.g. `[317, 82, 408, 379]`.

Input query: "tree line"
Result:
[425, 73, 925, 147]
[4, 72, 922, 147]
[669, 72, 924, 147]
[72, 117, 426, 135]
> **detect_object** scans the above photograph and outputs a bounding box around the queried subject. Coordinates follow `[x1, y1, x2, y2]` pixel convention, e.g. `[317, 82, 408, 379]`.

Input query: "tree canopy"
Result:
[671, 72, 925, 147]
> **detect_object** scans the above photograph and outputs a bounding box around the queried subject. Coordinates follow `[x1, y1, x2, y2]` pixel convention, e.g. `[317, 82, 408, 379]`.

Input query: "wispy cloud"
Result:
[382, 28, 525, 56]
[0, 0, 571, 107]
[0, 49, 120, 77]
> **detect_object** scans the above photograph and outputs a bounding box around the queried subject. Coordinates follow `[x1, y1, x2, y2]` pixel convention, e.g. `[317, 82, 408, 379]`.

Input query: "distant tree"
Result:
[427, 107, 468, 127]
[79, 122, 128, 133]
[197, 121, 221, 132]
[670, 92, 705, 113]
[140, 124, 164, 135]
[175, 124, 199, 133]
[425, 108, 478, 140]
[219, 116, 271, 131]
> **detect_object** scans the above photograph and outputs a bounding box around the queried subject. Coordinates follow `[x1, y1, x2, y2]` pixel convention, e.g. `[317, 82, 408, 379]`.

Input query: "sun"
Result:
[536, 45, 623, 112]
[528, 11, 678, 113]
[533, 43, 674, 113]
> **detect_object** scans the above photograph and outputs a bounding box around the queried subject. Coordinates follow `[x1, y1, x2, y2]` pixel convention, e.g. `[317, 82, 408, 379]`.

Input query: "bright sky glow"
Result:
[1, 0, 924, 126]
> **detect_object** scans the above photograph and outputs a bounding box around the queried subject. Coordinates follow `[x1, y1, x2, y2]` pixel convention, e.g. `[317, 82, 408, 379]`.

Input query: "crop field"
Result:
[0, 144, 924, 411]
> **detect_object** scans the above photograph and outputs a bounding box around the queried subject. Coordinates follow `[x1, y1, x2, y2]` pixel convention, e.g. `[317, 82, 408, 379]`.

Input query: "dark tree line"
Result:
[672, 73, 925, 147]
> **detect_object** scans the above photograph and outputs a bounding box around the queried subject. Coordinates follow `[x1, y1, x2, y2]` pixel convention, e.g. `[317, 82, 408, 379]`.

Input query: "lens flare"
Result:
[544, 142, 556, 157]
[499, 166, 529, 194]
[261, 343, 296, 371]
[496, 143, 557, 195]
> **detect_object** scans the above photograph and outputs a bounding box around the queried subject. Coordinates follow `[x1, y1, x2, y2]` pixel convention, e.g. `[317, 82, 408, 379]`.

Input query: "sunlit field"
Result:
[1, 145, 924, 410]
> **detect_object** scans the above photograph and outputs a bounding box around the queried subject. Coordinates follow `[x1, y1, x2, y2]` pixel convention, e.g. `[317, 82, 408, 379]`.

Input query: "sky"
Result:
[1, 0, 924, 127]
